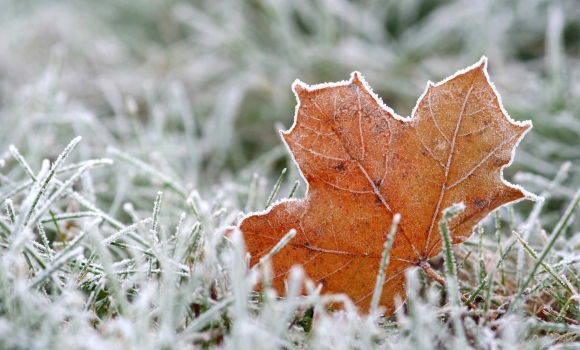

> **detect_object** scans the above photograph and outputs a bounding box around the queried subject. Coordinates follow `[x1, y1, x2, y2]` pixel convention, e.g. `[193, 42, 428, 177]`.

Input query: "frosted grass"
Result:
[0, 0, 580, 348]
[3, 137, 576, 349]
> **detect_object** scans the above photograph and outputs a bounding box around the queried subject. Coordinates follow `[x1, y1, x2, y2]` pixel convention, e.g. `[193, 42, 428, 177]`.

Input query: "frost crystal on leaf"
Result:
[237, 57, 539, 315]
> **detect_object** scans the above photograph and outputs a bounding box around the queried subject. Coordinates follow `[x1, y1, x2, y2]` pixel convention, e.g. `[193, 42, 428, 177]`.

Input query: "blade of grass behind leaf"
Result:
[516, 161, 570, 289]
[513, 187, 580, 308]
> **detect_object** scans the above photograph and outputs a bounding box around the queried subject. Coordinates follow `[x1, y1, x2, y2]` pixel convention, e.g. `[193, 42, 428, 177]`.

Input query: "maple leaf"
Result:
[236, 57, 539, 315]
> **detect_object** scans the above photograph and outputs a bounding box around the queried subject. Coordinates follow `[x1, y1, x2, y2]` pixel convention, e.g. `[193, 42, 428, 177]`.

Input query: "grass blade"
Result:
[515, 187, 580, 304]
[265, 168, 286, 209]
[370, 213, 400, 316]
[17, 137, 82, 230]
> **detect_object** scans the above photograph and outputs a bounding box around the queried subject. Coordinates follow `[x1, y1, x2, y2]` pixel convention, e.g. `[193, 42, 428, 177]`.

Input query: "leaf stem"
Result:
[419, 260, 445, 285]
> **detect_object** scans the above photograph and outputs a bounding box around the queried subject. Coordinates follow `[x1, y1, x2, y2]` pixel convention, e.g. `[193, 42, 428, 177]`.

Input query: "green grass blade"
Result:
[370, 213, 400, 316]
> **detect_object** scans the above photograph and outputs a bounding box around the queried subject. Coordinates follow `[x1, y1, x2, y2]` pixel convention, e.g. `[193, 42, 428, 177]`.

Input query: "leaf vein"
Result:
[447, 132, 519, 190]
[423, 81, 475, 256]
[428, 88, 451, 144]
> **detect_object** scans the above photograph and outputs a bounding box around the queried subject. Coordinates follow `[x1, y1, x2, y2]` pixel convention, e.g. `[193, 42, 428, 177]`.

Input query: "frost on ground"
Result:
[1, 0, 580, 349]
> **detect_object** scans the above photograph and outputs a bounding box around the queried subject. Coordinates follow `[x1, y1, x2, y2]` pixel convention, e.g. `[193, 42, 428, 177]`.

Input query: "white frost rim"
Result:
[236, 56, 542, 226]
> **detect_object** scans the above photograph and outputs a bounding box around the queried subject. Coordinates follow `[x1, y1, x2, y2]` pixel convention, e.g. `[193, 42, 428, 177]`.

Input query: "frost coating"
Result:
[284, 57, 541, 203]
[415, 57, 541, 202]
[257, 57, 541, 234]
[236, 59, 539, 316]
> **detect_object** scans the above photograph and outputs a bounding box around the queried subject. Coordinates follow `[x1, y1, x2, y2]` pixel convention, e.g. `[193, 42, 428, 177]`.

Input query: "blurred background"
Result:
[0, 0, 579, 231]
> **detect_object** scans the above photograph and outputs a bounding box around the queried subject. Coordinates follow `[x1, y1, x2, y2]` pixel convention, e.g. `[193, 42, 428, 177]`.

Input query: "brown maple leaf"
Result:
[236, 57, 539, 315]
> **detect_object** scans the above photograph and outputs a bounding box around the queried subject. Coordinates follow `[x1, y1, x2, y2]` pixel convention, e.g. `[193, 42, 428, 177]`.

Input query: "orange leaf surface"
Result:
[237, 57, 539, 315]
